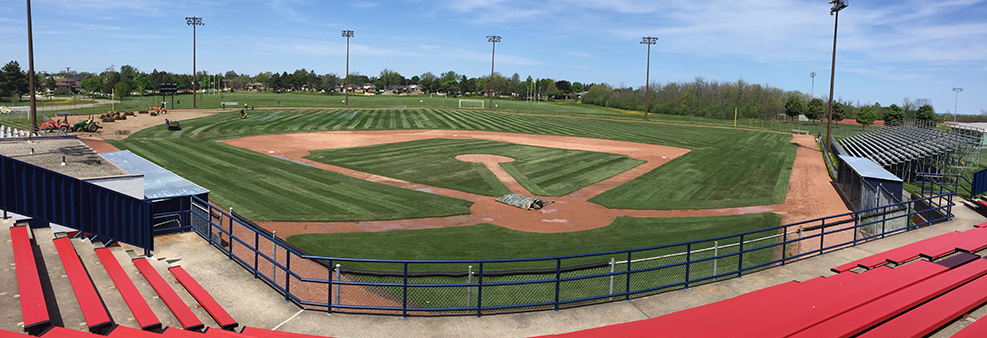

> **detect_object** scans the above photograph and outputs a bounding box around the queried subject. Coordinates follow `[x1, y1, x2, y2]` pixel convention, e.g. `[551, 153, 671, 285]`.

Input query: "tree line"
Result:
[582, 76, 939, 123]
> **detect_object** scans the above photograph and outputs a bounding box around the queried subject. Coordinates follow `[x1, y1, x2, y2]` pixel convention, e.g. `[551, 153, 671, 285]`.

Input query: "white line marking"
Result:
[272, 309, 305, 331]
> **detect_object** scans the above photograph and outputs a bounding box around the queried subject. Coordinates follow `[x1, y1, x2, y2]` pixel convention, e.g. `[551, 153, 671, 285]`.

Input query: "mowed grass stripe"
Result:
[123, 108, 795, 212]
[306, 138, 644, 197]
[109, 139, 473, 221]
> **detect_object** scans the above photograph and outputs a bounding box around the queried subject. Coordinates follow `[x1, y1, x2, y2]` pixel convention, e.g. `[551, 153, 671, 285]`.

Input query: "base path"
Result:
[222, 130, 849, 237]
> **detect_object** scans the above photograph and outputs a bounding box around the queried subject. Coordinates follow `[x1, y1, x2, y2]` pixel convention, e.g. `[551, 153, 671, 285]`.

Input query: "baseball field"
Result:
[103, 100, 823, 266]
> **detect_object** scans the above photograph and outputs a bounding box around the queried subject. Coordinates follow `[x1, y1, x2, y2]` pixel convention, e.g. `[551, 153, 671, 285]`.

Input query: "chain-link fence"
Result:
[181, 190, 954, 317]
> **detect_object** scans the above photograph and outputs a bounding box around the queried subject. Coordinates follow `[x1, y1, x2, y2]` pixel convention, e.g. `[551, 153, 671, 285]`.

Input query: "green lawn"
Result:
[106, 138, 473, 221]
[114, 108, 797, 218]
[305, 138, 645, 197]
[288, 213, 782, 308]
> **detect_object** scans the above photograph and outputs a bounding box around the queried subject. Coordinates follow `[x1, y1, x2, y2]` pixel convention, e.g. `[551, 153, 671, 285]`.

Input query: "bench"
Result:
[954, 227, 987, 253]
[735, 260, 948, 337]
[858, 262, 987, 337]
[52, 237, 112, 333]
[169, 266, 238, 331]
[160, 327, 209, 337]
[975, 221, 987, 229]
[204, 327, 245, 337]
[831, 231, 963, 272]
[10, 226, 50, 332]
[952, 316, 987, 338]
[655, 266, 898, 337]
[133, 258, 204, 331]
[792, 258, 987, 338]
[935, 252, 981, 269]
[39, 326, 105, 337]
[240, 327, 329, 338]
[94, 248, 161, 331]
[0, 328, 30, 336]
[106, 325, 162, 338]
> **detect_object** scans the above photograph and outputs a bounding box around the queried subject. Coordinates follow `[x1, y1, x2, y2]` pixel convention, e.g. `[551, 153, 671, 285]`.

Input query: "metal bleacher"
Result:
[837, 124, 982, 180]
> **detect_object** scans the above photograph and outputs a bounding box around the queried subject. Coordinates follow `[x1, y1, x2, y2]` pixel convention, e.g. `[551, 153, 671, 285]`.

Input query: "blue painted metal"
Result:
[972, 168, 987, 197]
[180, 186, 956, 316]
[0, 155, 153, 252]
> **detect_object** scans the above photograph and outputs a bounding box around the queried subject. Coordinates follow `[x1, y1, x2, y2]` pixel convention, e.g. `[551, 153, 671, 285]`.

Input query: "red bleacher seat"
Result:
[858, 264, 987, 337]
[974, 221, 987, 229]
[731, 260, 948, 338]
[133, 257, 204, 331]
[9, 226, 50, 332]
[169, 266, 238, 331]
[954, 227, 987, 253]
[204, 327, 244, 337]
[95, 248, 161, 331]
[791, 258, 987, 337]
[105, 325, 163, 338]
[161, 327, 208, 337]
[39, 326, 104, 337]
[952, 316, 987, 338]
[831, 231, 965, 273]
[935, 252, 981, 269]
[52, 237, 112, 333]
[240, 327, 330, 338]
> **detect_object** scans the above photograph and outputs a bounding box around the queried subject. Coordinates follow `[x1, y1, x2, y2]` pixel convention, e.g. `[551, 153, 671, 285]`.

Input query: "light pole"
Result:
[342, 30, 353, 106]
[810, 71, 817, 97]
[186, 16, 203, 109]
[27, 0, 38, 132]
[825, 0, 847, 151]
[952, 87, 963, 123]
[641, 36, 658, 121]
[487, 35, 501, 110]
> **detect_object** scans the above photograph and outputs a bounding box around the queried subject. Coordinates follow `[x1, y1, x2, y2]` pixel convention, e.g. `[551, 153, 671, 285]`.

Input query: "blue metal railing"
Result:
[177, 185, 954, 317]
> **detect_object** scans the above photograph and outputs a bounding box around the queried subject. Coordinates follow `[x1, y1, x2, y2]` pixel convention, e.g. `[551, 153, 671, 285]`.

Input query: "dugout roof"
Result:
[102, 150, 209, 199]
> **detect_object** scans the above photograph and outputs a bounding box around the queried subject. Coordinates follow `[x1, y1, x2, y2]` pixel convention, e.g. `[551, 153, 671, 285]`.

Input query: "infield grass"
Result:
[305, 138, 645, 197]
[114, 108, 797, 219]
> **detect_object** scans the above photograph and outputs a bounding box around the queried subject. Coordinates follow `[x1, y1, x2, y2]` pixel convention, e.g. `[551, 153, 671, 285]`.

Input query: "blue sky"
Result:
[1, 0, 984, 114]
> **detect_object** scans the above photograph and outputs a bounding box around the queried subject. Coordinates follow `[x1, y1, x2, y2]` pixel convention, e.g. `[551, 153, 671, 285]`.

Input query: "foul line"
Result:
[272, 309, 305, 331]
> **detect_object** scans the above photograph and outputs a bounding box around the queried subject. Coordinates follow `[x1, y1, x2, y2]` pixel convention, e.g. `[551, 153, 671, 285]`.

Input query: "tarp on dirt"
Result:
[496, 193, 553, 210]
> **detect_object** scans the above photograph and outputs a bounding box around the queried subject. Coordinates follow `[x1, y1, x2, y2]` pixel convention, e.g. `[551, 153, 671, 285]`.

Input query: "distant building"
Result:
[54, 77, 82, 94]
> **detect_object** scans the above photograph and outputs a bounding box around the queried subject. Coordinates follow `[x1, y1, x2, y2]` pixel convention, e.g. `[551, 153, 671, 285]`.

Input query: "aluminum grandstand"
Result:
[834, 123, 983, 181]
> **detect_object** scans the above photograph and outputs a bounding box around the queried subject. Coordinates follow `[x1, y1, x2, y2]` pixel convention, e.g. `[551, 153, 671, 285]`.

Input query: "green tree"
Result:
[0, 60, 29, 101]
[915, 105, 937, 122]
[555, 80, 573, 94]
[44, 76, 57, 93]
[133, 73, 151, 106]
[856, 106, 876, 130]
[784, 96, 805, 121]
[832, 102, 846, 122]
[113, 81, 130, 100]
[80, 77, 102, 96]
[884, 104, 905, 125]
[572, 82, 584, 93]
[805, 98, 825, 123]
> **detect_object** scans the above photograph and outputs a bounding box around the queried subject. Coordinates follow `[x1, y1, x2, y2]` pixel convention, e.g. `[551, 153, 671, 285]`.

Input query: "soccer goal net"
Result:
[459, 99, 484, 109]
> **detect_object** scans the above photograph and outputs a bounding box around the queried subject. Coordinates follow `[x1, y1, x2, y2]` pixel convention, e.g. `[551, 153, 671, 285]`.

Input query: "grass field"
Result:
[305, 138, 645, 197]
[107, 138, 473, 221]
[114, 108, 796, 217]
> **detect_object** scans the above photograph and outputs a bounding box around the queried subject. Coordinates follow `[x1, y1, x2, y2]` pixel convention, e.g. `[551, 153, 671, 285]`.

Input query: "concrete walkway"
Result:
[3, 202, 987, 337]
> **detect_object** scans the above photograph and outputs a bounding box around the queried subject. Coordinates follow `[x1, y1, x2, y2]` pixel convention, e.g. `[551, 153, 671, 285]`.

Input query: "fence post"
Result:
[737, 234, 744, 278]
[327, 259, 333, 313]
[713, 241, 719, 274]
[853, 214, 859, 245]
[907, 201, 914, 231]
[608, 257, 614, 301]
[684, 243, 691, 289]
[881, 206, 888, 238]
[284, 252, 291, 302]
[402, 262, 408, 319]
[819, 219, 826, 254]
[253, 231, 259, 279]
[797, 226, 802, 256]
[467, 265, 472, 308]
[476, 263, 483, 318]
[272, 231, 277, 281]
[554, 259, 562, 313]
[625, 251, 632, 301]
[335, 264, 341, 305]
[227, 215, 233, 261]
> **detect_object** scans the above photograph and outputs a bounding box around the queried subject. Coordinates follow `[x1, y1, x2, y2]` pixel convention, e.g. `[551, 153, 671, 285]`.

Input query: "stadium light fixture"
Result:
[342, 30, 354, 107]
[186, 16, 204, 109]
[825, 0, 847, 151]
[952, 87, 963, 123]
[487, 35, 501, 110]
[810, 71, 817, 97]
[641, 36, 658, 121]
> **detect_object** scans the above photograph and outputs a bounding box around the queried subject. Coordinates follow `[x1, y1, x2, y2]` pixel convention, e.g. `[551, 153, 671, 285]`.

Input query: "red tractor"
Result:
[39, 113, 71, 133]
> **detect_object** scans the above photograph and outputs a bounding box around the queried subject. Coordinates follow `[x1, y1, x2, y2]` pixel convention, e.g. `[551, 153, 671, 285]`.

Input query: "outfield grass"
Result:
[115, 108, 797, 218]
[106, 138, 473, 221]
[287, 213, 782, 269]
[305, 138, 645, 197]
